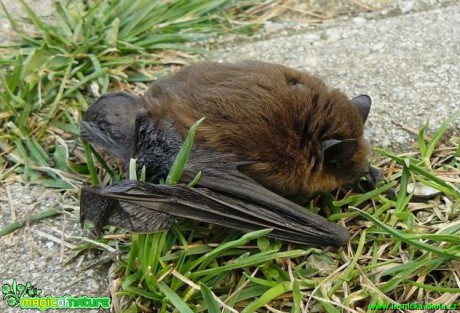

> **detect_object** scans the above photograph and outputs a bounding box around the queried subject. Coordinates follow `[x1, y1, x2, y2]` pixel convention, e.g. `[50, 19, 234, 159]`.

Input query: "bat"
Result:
[80, 60, 382, 247]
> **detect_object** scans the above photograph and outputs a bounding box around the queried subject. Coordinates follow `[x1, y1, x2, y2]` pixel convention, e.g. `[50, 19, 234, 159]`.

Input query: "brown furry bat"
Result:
[80, 60, 381, 247]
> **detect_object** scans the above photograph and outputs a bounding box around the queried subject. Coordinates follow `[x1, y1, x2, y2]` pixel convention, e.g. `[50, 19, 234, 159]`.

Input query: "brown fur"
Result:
[143, 61, 370, 195]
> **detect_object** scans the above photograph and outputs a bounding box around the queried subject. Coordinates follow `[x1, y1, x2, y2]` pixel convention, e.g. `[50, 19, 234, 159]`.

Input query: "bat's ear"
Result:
[322, 139, 358, 163]
[350, 95, 371, 122]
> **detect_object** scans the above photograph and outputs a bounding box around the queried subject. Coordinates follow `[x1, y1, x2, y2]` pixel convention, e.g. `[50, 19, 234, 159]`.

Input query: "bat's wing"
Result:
[186, 156, 349, 246]
[80, 187, 174, 233]
[81, 156, 349, 247]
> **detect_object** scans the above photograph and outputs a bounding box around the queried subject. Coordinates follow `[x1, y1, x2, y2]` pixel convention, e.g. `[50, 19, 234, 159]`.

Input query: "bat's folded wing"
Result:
[80, 185, 175, 233]
[80, 173, 349, 247]
[183, 159, 349, 247]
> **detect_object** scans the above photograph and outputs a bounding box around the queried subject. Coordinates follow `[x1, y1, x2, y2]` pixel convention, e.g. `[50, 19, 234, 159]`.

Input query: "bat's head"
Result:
[243, 93, 375, 196]
[311, 94, 374, 193]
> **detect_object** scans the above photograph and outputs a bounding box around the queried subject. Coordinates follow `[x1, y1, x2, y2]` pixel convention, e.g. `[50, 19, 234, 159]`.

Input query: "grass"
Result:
[108, 122, 459, 312]
[1, 0, 460, 312]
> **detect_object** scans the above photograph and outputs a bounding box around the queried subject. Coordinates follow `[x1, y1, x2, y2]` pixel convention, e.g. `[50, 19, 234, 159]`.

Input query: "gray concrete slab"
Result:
[0, 183, 110, 313]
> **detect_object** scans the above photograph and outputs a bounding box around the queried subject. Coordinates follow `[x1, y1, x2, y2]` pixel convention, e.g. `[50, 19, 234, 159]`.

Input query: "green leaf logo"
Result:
[2, 279, 42, 308]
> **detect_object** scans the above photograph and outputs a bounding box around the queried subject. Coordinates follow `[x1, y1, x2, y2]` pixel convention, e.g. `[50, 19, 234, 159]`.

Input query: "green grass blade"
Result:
[352, 207, 460, 259]
[120, 286, 162, 301]
[158, 282, 194, 313]
[333, 181, 396, 207]
[200, 283, 221, 312]
[241, 282, 291, 313]
[187, 171, 202, 187]
[329, 230, 367, 296]
[424, 114, 459, 164]
[83, 141, 99, 186]
[418, 121, 428, 162]
[165, 117, 205, 184]
[0, 207, 73, 236]
[376, 149, 460, 198]
[128, 158, 138, 180]
[191, 250, 309, 279]
[403, 279, 460, 293]
[291, 279, 301, 313]
[88, 145, 115, 178]
[188, 228, 272, 272]
[17, 0, 50, 34]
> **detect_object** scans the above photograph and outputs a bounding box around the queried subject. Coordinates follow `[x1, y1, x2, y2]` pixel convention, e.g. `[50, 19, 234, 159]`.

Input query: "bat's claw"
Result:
[365, 166, 383, 188]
